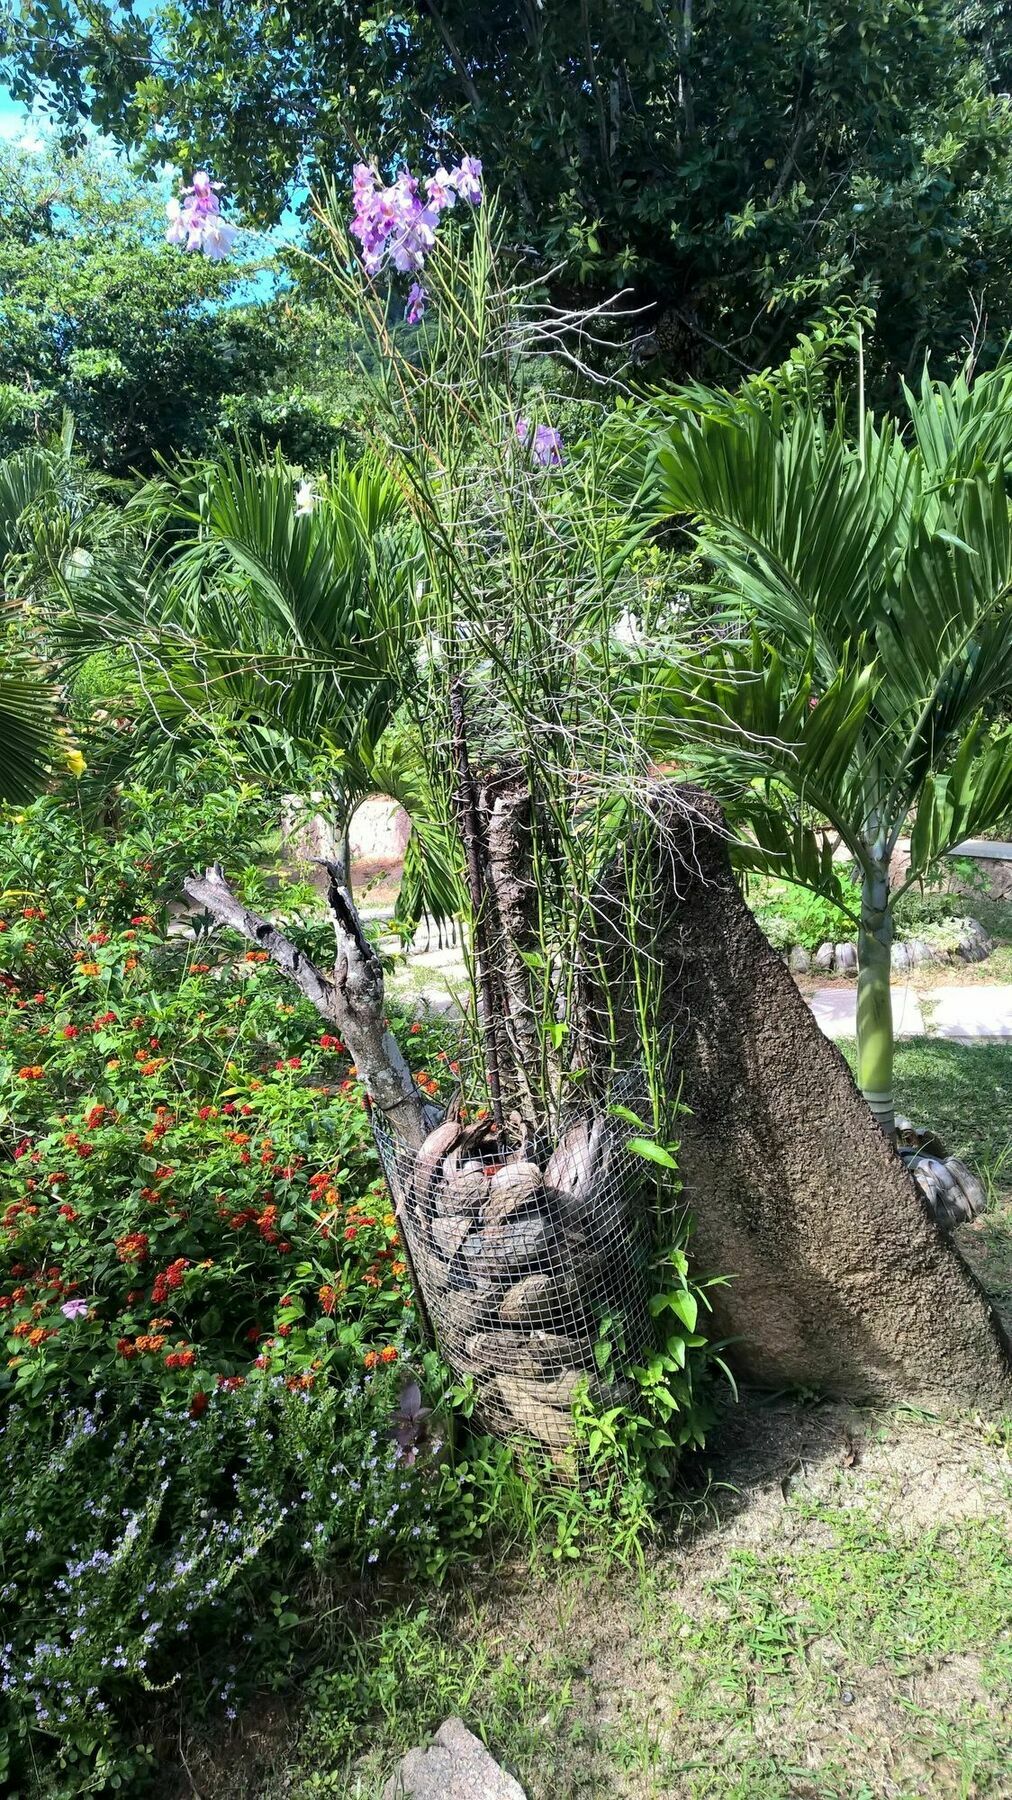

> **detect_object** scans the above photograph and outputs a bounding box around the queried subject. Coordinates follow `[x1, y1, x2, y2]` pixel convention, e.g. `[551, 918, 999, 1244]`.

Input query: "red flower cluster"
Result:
[151, 1257, 188, 1304]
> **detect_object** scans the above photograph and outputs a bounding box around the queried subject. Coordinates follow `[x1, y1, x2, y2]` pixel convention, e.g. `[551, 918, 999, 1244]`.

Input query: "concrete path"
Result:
[808, 985, 1012, 1041]
[808, 987, 926, 1038]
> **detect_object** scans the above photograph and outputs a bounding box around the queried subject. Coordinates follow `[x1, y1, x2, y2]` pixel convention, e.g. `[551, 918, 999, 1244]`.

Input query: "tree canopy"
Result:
[0, 141, 364, 475]
[6, 0, 1012, 386]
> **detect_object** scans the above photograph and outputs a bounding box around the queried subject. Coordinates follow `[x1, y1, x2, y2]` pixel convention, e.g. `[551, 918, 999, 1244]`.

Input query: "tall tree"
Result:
[5, 1, 1012, 387]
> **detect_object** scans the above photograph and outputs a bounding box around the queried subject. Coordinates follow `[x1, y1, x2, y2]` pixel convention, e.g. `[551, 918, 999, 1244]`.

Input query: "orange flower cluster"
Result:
[11, 1320, 56, 1347]
[114, 1231, 150, 1263]
[362, 1345, 399, 1370]
[16, 1065, 45, 1081]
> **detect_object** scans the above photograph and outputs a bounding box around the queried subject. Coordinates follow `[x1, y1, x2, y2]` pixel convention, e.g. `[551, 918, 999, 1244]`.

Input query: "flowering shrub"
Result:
[1, 792, 458, 1409]
[0, 779, 475, 1789]
[0, 1359, 494, 1790]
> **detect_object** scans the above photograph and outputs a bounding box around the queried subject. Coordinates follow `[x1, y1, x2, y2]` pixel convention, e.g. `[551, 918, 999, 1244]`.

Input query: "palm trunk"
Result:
[857, 867, 895, 1139]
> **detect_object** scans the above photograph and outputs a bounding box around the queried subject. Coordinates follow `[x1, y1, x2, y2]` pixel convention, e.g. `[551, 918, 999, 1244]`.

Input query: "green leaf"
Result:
[626, 1136, 678, 1169]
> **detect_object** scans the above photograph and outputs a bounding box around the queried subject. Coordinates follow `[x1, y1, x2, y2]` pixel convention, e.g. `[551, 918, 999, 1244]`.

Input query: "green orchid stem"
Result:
[857, 869, 895, 1141]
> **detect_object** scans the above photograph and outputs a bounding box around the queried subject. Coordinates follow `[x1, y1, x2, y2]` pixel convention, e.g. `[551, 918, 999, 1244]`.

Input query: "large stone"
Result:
[483, 1161, 544, 1226]
[592, 786, 1012, 1412]
[382, 1717, 526, 1800]
[814, 942, 835, 973]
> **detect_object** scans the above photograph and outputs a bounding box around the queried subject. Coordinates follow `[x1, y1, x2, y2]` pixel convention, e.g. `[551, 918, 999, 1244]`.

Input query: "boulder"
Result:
[382, 1717, 526, 1800]
[814, 942, 835, 973]
[788, 946, 811, 975]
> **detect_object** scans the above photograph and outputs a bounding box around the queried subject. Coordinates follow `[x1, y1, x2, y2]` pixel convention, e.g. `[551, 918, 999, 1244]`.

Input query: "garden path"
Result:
[810, 985, 1012, 1041]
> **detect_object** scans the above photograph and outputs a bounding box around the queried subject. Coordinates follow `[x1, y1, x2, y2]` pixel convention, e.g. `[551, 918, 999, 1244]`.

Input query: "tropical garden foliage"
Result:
[8, 0, 1012, 389]
[2, 9, 1012, 1791]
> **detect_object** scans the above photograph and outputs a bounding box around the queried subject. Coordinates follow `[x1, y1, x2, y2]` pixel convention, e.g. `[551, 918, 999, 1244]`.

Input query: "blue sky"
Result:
[0, 90, 46, 154]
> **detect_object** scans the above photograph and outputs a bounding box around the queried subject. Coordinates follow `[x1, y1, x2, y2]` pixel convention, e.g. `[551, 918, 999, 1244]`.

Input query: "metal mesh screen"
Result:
[374, 1107, 651, 1458]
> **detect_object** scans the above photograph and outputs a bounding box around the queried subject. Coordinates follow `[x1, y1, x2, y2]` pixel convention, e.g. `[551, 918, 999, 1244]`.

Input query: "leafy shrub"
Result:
[746, 876, 856, 953]
[0, 1358, 504, 1792]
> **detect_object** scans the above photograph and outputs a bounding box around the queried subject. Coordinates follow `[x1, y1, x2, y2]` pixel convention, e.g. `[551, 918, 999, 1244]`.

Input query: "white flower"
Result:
[294, 480, 316, 518]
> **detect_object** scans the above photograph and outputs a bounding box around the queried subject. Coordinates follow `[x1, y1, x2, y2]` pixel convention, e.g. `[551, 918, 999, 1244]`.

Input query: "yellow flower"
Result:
[65, 747, 87, 778]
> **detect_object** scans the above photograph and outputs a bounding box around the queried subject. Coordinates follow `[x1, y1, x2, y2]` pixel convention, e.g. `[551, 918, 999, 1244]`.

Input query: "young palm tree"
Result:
[643, 366, 1012, 1138]
[56, 444, 460, 926]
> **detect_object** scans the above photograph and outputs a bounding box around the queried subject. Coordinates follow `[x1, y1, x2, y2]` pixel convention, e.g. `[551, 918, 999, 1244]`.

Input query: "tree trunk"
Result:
[183, 861, 430, 1148]
[590, 784, 1012, 1413]
[857, 867, 895, 1138]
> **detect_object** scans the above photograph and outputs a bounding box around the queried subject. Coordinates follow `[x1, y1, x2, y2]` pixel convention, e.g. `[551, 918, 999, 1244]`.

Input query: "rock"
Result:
[543, 1116, 610, 1206]
[788, 946, 811, 975]
[955, 918, 992, 963]
[902, 938, 931, 968]
[499, 1271, 567, 1328]
[464, 1330, 589, 1378]
[891, 942, 912, 974]
[895, 1115, 947, 1159]
[834, 942, 858, 973]
[413, 1121, 463, 1213]
[494, 1371, 588, 1448]
[382, 1716, 526, 1800]
[483, 1161, 543, 1226]
[409, 1241, 451, 1294]
[430, 1215, 474, 1259]
[464, 1212, 552, 1277]
[436, 1287, 494, 1337]
[908, 1155, 983, 1230]
[436, 1168, 488, 1216]
[943, 1156, 987, 1221]
[814, 942, 835, 972]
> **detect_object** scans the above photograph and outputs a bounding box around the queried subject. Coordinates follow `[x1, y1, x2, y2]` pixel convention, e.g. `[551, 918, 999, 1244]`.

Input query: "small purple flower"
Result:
[515, 415, 564, 468]
[405, 282, 427, 326]
[61, 1299, 89, 1322]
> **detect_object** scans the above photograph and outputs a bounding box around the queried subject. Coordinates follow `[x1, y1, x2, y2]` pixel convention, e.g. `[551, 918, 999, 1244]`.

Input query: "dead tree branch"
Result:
[183, 862, 430, 1148]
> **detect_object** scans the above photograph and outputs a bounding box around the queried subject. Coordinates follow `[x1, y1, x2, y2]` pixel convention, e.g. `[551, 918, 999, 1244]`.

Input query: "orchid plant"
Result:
[165, 169, 237, 260]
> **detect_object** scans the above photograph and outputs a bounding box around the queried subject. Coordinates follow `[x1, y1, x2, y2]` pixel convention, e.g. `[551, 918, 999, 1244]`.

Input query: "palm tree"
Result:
[0, 431, 90, 803]
[56, 444, 460, 927]
[642, 365, 1012, 1138]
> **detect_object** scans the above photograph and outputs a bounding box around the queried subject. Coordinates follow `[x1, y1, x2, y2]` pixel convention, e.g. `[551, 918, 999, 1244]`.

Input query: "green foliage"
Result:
[8, 2, 1012, 389]
[0, 142, 359, 478]
[639, 362, 1012, 1117]
[748, 876, 856, 953]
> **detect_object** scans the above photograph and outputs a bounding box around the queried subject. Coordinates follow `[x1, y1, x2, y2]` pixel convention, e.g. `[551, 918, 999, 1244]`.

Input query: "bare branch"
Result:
[184, 862, 431, 1147]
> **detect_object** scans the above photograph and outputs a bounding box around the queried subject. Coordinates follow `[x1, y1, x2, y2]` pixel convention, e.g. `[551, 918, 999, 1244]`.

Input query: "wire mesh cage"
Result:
[373, 1105, 652, 1458]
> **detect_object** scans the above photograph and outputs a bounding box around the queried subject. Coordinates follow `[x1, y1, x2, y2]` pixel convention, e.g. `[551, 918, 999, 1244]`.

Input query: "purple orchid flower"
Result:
[165, 170, 236, 260]
[515, 415, 565, 468]
[450, 156, 483, 204]
[405, 282, 427, 325]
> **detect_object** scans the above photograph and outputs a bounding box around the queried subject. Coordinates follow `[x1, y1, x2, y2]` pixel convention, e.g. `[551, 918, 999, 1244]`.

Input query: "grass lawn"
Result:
[174, 1040, 1012, 1800]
